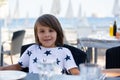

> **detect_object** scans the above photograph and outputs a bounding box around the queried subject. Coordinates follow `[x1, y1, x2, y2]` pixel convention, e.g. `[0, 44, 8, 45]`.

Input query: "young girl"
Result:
[0, 14, 80, 75]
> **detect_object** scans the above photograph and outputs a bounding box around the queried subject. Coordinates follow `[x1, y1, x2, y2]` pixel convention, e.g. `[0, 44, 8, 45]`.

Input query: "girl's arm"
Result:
[0, 63, 22, 71]
[69, 67, 80, 75]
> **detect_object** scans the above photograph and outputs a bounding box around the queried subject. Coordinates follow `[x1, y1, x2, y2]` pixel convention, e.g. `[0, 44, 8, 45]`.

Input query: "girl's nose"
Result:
[44, 32, 50, 37]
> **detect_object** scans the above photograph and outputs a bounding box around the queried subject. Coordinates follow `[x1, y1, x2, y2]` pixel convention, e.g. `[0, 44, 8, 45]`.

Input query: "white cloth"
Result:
[18, 44, 77, 73]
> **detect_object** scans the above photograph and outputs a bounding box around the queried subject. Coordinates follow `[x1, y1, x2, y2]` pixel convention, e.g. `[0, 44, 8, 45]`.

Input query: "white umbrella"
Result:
[112, 0, 120, 17]
[50, 0, 61, 15]
[65, 0, 74, 18]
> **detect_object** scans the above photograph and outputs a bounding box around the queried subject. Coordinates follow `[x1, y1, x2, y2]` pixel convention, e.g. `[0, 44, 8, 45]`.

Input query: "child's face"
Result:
[37, 24, 57, 48]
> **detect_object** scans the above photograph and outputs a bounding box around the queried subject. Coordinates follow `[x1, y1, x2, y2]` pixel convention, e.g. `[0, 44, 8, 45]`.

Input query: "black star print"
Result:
[56, 58, 60, 65]
[30, 72, 34, 74]
[38, 46, 41, 50]
[44, 50, 51, 56]
[61, 69, 64, 74]
[61, 68, 67, 74]
[65, 55, 71, 61]
[27, 51, 32, 56]
[58, 47, 63, 50]
[33, 57, 38, 63]
[18, 62, 23, 66]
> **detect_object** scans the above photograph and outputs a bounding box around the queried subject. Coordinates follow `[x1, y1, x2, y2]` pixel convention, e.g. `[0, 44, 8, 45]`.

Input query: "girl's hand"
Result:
[69, 67, 80, 75]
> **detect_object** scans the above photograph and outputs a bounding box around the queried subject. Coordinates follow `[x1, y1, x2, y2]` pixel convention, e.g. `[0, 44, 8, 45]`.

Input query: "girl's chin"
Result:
[42, 44, 55, 48]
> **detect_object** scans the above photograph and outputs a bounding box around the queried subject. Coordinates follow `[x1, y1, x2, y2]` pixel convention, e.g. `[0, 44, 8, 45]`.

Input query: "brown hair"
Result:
[34, 14, 64, 46]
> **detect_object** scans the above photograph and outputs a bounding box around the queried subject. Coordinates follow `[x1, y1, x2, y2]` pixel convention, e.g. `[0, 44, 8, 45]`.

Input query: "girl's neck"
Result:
[41, 45, 56, 48]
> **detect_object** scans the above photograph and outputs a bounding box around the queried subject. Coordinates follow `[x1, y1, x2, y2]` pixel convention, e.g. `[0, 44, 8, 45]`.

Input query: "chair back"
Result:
[106, 46, 120, 69]
[11, 30, 25, 55]
[63, 44, 87, 67]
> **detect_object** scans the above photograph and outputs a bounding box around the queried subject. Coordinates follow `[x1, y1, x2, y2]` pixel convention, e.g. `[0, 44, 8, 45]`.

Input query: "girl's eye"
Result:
[39, 30, 45, 33]
[49, 29, 55, 32]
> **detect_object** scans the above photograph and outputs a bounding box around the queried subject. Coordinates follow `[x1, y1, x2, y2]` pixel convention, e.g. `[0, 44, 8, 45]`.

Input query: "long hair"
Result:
[34, 14, 64, 46]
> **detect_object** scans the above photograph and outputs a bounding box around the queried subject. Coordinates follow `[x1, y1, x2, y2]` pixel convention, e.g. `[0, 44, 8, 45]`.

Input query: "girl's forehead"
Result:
[37, 24, 53, 29]
[37, 24, 48, 28]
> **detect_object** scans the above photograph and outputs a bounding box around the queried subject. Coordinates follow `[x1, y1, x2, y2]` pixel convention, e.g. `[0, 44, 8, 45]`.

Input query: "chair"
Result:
[1, 30, 25, 65]
[63, 44, 87, 67]
[105, 46, 120, 69]
[20, 43, 87, 73]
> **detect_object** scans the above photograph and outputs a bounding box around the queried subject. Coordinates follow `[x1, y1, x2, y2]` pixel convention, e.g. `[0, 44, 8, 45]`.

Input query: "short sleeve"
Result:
[63, 48, 77, 71]
[18, 45, 34, 68]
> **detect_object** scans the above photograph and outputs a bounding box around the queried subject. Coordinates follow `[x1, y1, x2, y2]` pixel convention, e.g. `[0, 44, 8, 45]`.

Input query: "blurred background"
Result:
[0, 0, 120, 67]
[0, 0, 120, 43]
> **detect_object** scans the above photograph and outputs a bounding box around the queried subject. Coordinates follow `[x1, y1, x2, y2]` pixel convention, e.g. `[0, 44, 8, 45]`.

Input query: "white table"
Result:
[24, 73, 120, 80]
[78, 33, 120, 63]
[79, 37, 120, 48]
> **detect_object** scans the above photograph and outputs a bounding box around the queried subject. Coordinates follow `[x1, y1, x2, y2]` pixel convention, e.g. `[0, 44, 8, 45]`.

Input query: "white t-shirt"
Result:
[18, 44, 77, 73]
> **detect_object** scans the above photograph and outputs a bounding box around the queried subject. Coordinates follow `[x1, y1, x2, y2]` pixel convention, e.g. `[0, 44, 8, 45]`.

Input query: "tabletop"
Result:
[23, 73, 39, 80]
[22, 73, 120, 80]
[77, 33, 120, 63]
[78, 36, 120, 49]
